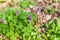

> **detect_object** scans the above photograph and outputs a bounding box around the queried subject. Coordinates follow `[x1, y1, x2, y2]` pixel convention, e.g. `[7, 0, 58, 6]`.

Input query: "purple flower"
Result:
[2, 18, 6, 24]
[28, 14, 32, 22]
[16, 10, 20, 16]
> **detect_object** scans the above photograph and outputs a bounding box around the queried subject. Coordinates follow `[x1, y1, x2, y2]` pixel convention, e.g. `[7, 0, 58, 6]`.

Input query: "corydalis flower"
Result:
[16, 10, 20, 16]
[28, 14, 32, 22]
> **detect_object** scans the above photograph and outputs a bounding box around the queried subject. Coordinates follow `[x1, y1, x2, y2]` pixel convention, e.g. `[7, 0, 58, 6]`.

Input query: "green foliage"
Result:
[20, 0, 37, 9]
[46, 6, 58, 14]
[0, 38, 2, 40]
[0, 7, 40, 40]
[0, 0, 7, 3]
[45, 18, 60, 40]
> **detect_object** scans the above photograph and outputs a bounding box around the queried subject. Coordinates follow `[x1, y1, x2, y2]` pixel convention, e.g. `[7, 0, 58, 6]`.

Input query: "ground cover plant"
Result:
[0, 0, 60, 40]
[0, 7, 39, 40]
